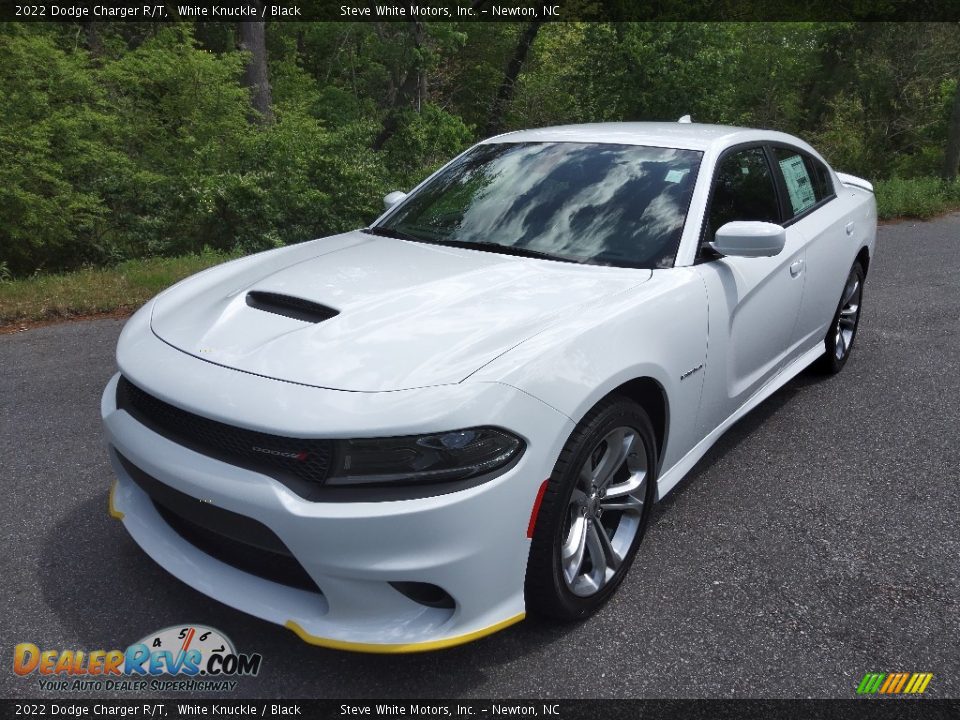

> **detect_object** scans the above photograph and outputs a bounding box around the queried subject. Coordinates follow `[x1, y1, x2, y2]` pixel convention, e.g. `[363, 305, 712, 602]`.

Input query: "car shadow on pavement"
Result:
[39, 495, 582, 697]
[37, 368, 830, 698]
[650, 367, 826, 516]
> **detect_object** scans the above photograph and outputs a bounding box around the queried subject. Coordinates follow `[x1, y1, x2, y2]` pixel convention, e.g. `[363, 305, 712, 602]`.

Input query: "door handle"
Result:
[789, 259, 804, 277]
[845, 221, 855, 236]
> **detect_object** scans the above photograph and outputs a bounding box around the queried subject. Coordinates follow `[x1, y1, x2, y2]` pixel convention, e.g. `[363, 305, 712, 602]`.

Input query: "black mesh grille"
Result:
[117, 453, 320, 593]
[156, 504, 320, 592]
[116, 376, 334, 485]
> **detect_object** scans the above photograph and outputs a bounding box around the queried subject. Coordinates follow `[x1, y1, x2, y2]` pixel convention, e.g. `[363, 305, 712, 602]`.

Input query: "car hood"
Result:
[151, 232, 651, 391]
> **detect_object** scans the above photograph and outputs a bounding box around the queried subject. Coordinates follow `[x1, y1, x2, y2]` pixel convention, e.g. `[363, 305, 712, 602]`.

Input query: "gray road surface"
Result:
[2, 214, 958, 699]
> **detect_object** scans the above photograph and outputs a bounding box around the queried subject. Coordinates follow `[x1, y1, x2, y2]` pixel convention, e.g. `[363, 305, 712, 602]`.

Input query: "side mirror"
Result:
[710, 221, 786, 258]
[383, 191, 407, 212]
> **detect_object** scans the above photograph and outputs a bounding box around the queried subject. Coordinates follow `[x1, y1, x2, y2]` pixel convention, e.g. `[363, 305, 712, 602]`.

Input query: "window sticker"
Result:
[779, 154, 816, 215]
[665, 168, 689, 183]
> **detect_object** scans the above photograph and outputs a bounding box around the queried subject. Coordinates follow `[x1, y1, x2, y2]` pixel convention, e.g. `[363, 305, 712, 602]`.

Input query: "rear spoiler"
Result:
[836, 172, 873, 193]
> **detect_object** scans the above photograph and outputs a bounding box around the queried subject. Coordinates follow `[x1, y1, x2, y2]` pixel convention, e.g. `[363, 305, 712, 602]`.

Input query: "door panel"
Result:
[792, 199, 855, 348]
[693, 145, 806, 433]
[695, 231, 805, 430]
[769, 146, 853, 353]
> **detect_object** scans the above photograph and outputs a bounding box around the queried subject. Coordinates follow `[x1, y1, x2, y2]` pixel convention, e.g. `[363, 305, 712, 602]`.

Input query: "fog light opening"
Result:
[389, 581, 456, 609]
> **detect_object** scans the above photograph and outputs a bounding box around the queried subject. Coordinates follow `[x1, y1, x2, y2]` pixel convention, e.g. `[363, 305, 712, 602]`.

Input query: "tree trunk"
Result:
[484, 21, 542, 137]
[238, 16, 274, 125]
[82, 21, 104, 57]
[943, 80, 960, 181]
[373, 22, 426, 151]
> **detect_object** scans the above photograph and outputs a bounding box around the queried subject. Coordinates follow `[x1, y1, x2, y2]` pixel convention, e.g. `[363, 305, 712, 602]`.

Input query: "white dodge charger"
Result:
[102, 122, 876, 652]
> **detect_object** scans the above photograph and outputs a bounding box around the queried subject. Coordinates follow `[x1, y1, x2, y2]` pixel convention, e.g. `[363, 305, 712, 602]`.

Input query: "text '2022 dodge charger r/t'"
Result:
[102, 122, 876, 652]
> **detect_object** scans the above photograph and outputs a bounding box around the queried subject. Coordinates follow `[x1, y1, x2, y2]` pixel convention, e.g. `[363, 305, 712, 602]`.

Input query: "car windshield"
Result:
[373, 142, 703, 269]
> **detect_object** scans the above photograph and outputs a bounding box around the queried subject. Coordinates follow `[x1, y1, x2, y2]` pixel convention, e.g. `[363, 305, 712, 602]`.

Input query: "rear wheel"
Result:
[816, 262, 864, 374]
[525, 397, 657, 620]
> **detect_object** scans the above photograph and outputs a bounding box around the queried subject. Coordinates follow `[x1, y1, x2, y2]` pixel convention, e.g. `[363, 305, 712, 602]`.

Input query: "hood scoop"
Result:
[245, 291, 338, 324]
[151, 233, 652, 391]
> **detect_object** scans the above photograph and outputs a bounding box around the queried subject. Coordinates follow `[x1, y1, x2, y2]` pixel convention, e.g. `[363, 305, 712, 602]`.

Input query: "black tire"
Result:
[525, 396, 657, 620]
[816, 261, 865, 374]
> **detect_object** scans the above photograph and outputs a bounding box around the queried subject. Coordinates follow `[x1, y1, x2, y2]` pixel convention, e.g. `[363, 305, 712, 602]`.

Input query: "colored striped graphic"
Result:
[857, 672, 933, 694]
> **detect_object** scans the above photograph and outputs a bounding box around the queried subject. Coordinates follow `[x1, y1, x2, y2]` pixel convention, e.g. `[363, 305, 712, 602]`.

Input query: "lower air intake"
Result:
[118, 452, 321, 594]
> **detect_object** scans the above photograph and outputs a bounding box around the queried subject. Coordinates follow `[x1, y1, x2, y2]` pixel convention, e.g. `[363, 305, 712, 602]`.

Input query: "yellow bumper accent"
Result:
[285, 612, 525, 653]
[107, 472, 521, 652]
[108, 481, 125, 520]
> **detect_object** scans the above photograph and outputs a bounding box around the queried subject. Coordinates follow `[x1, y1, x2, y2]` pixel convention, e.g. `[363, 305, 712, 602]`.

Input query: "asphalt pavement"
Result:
[2, 214, 958, 699]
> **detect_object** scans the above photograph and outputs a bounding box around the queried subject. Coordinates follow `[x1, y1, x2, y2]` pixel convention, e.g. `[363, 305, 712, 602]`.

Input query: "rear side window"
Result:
[773, 148, 817, 215]
[807, 157, 834, 201]
[705, 147, 781, 240]
[773, 147, 835, 218]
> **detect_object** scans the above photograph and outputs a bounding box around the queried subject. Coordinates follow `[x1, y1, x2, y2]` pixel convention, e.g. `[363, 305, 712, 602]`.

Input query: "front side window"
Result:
[705, 147, 781, 241]
[375, 142, 703, 269]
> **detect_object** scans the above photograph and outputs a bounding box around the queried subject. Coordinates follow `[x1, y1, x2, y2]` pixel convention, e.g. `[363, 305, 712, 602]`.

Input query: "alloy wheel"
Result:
[560, 426, 648, 597]
[835, 270, 862, 361]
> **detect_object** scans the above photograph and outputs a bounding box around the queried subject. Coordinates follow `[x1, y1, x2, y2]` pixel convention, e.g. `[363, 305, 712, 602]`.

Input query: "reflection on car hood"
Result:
[150, 232, 651, 391]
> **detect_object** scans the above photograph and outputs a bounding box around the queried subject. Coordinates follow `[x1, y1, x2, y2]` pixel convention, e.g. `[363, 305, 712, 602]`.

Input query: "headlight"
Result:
[326, 427, 523, 486]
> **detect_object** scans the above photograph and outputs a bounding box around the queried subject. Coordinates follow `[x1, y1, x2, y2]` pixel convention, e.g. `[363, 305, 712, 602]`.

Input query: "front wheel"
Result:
[816, 262, 864, 374]
[525, 397, 657, 620]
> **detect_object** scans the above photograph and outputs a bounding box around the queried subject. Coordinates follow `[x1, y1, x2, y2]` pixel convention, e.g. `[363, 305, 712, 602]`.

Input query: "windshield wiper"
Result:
[365, 227, 585, 265]
[439, 239, 583, 264]
[362, 226, 424, 243]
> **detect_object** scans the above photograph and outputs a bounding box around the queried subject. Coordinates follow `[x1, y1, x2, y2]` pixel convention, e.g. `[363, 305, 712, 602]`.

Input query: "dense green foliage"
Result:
[0, 248, 239, 326]
[1, 21, 958, 277]
[875, 177, 960, 220]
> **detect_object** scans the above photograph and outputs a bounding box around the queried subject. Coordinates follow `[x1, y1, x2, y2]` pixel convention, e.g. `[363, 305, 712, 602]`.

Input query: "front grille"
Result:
[118, 453, 321, 594]
[116, 376, 334, 486]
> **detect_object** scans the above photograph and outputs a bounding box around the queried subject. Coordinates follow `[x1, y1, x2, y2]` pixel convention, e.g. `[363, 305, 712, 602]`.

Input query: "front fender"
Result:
[470, 268, 709, 475]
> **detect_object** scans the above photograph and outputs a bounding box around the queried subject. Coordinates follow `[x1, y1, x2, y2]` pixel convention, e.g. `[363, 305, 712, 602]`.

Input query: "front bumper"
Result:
[101, 324, 573, 651]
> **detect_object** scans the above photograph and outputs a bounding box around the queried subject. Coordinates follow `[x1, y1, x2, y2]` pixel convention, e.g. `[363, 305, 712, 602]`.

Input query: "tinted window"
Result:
[773, 147, 818, 216]
[773, 147, 835, 216]
[378, 142, 703, 269]
[806, 156, 834, 202]
[705, 147, 780, 240]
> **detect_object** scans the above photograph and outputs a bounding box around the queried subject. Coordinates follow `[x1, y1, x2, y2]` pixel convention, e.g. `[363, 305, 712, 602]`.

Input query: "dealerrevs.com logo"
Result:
[14, 624, 263, 692]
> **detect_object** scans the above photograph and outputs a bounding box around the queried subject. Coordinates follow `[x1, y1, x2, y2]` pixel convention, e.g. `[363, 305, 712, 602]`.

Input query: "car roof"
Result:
[482, 122, 814, 154]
